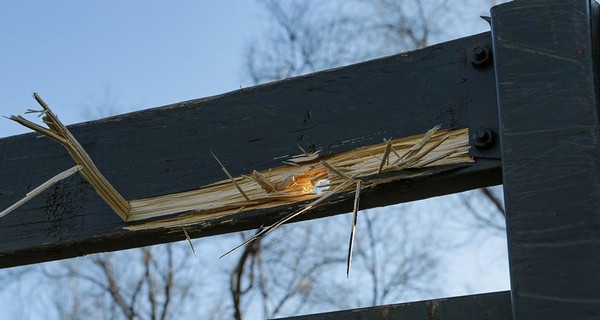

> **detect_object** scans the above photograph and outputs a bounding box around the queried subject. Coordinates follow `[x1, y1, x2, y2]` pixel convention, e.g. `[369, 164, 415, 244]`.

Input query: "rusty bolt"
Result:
[473, 127, 493, 149]
[471, 47, 491, 67]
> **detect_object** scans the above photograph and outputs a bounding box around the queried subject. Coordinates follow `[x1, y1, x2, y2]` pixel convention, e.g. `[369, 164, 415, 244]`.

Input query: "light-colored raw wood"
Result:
[127, 127, 473, 230]
[9, 93, 130, 220]
[346, 179, 362, 277]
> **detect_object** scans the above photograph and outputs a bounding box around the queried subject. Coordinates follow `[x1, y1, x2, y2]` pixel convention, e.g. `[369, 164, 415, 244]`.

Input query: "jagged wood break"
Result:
[9, 93, 130, 220]
[127, 127, 472, 231]
[5, 94, 474, 234]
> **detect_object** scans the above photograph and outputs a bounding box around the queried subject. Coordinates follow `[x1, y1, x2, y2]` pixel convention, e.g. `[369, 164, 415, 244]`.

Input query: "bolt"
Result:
[473, 127, 493, 149]
[473, 47, 485, 59]
[471, 46, 491, 67]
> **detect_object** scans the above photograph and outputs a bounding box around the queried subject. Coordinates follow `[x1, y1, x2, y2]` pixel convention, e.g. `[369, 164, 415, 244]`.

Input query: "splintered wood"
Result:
[4, 94, 473, 234]
[4, 94, 474, 274]
[126, 125, 473, 230]
[8, 93, 131, 220]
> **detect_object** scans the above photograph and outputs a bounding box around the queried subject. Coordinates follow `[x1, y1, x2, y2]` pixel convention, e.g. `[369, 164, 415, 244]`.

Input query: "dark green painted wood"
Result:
[276, 291, 512, 320]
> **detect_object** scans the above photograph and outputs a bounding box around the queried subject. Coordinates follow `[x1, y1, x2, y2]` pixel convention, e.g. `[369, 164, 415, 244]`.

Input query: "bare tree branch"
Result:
[231, 232, 261, 320]
[481, 187, 505, 217]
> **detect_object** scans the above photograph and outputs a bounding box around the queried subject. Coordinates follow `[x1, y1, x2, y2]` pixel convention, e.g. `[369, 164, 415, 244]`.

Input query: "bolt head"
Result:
[475, 129, 488, 140]
[473, 127, 493, 149]
[473, 47, 485, 58]
[471, 47, 491, 67]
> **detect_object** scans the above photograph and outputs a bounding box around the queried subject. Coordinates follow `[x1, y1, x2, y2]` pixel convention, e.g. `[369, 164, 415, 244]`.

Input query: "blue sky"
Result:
[0, 1, 264, 136]
[0, 0, 494, 136]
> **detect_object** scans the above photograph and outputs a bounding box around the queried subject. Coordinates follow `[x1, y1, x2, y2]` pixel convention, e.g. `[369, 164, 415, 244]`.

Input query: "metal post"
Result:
[492, 0, 600, 318]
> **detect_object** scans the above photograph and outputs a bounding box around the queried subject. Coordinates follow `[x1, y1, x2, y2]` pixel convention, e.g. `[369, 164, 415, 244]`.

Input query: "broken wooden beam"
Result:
[0, 31, 501, 268]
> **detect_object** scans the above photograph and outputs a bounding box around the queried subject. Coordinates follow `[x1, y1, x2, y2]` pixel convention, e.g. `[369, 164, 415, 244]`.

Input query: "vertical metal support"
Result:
[492, 0, 600, 319]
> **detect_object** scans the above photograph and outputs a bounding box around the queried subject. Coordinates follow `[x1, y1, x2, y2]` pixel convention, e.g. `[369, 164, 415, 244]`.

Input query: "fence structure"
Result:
[1, 0, 599, 318]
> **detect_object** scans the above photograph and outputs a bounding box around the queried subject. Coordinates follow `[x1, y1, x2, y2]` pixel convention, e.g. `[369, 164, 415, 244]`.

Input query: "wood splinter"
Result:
[210, 151, 251, 202]
[377, 138, 394, 174]
[0, 165, 82, 218]
[346, 179, 362, 278]
[8, 93, 131, 220]
[283, 145, 321, 165]
[179, 220, 197, 257]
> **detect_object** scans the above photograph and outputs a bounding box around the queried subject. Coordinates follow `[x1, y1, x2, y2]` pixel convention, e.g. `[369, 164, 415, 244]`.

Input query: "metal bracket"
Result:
[466, 37, 500, 159]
